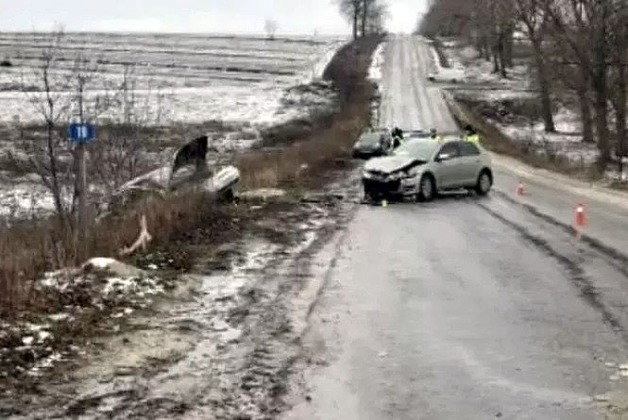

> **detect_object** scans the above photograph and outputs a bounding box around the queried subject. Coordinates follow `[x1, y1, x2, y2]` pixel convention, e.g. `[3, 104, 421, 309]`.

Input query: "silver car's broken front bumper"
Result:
[362, 172, 418, 198]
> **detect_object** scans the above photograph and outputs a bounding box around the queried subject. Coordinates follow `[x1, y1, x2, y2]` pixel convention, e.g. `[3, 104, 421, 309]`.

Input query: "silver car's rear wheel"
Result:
[417, 174, 435, 202]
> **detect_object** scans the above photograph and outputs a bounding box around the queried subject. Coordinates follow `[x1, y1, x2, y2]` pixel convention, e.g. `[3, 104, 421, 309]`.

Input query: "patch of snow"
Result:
[440, 41, 531, 89]
[456, 89, 537, 102]
[237, 241, 282, 273]
[86, 257, 119, 270]
[48, 313, 73, 322]
[368, 42, 387, 83]
[429, 46, 442, 71]
[491, 114, 599, 168]
[305, 40, 347, 83]
[29, 352, 63, 376]
[0, 183, 56, 220]
[1, 257, 169, 376]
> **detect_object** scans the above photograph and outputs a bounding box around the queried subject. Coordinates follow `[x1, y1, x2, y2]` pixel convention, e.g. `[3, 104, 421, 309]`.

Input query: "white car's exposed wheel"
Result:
[475, 170, 492, 195]
[417, 174, 435, 202]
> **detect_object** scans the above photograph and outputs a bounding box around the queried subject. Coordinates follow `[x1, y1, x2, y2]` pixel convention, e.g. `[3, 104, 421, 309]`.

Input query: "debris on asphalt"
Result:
[239, 188, 287, 200]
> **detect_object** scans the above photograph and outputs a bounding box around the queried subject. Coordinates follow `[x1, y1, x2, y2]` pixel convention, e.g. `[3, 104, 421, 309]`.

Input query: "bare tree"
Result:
[264, 19, 278, 40]
[90, 64, 165, 201]
[364, 0, 389, 35]
[547, 0, 613, 166]
[608, 0, 628, 174]
[515, 0, 555, 132]
[361, 0, 373, 37]
[338, 0, 388, 38]
[20, 31, 147, 235]
[338, 0, 362, 40]
[20, 28, 72, 227]
[487, 0, 516, 76]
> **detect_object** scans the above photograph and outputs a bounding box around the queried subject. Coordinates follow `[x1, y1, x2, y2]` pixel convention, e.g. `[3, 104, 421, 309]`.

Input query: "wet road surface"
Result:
[282, 35, 628, 419]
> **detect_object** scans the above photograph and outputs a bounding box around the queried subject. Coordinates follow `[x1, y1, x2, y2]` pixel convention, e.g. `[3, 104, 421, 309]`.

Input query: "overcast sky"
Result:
[2, 0, 428, 35]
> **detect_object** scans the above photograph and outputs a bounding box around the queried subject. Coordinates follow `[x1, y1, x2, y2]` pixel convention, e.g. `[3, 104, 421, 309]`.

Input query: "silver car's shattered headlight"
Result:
[388, 170, 414, 181]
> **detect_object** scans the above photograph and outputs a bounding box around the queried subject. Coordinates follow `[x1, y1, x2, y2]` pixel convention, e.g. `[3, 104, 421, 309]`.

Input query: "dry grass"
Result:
[237, 102, 367, 189]
[0, 34, 382, 318]
[0, 193, 233, 317]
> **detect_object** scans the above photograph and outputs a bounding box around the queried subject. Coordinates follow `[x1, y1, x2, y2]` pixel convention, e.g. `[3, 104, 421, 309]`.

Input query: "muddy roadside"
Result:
[0, 35, 382, 418]
[2, 170, 363, 419]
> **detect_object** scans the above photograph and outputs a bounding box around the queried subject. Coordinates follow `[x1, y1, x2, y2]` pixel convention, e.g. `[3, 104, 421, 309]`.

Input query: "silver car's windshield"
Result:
[392, 140, 438, 161]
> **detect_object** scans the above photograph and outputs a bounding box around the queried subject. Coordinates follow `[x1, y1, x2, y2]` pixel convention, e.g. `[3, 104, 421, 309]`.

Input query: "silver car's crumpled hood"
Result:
[364, 155, 416, 174]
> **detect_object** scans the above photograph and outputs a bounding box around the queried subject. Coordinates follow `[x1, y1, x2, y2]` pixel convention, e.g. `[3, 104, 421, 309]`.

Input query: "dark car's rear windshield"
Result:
[358, 133, 382, 144]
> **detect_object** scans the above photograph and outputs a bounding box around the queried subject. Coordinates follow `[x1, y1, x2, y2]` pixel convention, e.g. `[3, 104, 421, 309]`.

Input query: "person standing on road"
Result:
[428, 128, 442, 143]
[392, 126, 403, 140]
[463, 124, 480, 146]
[392, 126, 404, 148]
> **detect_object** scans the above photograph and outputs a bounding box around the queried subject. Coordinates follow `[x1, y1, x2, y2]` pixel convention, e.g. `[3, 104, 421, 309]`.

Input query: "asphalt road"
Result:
[282, 35, 628, 419]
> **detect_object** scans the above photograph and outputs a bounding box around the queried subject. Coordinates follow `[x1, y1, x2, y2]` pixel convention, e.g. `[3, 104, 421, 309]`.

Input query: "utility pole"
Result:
[75, 74, 87, 246]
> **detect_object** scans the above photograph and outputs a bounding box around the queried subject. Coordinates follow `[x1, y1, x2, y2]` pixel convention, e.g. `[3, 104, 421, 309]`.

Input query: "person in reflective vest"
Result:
[463, 124, 480, 145]
[428, 128, 442, 142]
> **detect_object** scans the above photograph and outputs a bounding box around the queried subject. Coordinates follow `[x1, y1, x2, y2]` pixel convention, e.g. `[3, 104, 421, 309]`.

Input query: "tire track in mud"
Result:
[475, 197, 628, 344]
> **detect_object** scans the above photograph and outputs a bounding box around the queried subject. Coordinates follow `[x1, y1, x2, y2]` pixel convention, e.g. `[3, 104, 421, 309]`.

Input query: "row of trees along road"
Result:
[337, 0, 390, 40]
[418, 0, 628, 172]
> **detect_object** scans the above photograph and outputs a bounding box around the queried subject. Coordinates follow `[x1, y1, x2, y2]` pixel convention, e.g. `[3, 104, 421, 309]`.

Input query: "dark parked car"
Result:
[352, 131, 392, 159]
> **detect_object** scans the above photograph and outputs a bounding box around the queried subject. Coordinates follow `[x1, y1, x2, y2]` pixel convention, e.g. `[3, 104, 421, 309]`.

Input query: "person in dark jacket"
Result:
[391, 126, 403, 148]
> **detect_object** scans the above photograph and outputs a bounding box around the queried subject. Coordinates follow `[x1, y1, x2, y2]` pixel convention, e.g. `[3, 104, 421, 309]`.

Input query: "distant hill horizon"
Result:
[0, 30, 349, 40]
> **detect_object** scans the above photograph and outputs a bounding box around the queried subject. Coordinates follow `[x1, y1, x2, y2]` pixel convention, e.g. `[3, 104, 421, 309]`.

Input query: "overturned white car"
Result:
[115, 135, 240, 205]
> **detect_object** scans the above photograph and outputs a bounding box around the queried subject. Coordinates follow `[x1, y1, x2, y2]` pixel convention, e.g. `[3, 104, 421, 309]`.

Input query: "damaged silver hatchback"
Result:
[361, 136, 493, 202]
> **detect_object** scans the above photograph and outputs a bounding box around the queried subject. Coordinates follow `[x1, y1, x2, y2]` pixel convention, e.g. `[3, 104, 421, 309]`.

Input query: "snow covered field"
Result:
[0, 32, 346, 126]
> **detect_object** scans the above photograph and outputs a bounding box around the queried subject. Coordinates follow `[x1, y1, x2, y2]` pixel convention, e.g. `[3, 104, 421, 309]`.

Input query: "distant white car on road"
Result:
[427, 67, 466, 84]
[362, 136, 493, 202]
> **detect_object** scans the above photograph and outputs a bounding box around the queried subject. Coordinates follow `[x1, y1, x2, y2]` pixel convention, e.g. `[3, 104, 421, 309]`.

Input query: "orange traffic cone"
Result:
[574, 203, 586, 227]
[574, 203, 586, 240]
[516, 181, 524, 196]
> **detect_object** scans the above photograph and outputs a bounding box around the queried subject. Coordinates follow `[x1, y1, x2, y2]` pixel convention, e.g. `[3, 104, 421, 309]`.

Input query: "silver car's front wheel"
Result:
[417, 174, 435, 202]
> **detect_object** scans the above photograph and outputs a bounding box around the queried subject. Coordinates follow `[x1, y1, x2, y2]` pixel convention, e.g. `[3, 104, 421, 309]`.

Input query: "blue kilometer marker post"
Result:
[68, 122, 95, 143]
